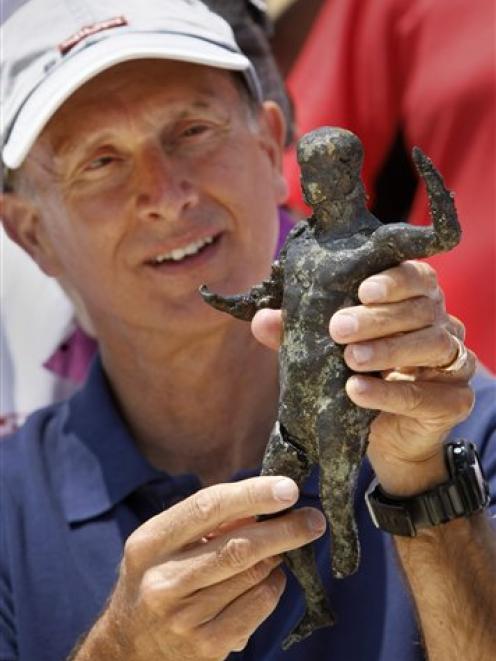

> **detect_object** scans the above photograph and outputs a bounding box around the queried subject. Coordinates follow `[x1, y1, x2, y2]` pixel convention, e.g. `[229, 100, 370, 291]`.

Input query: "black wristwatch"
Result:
[365, 440, 491, 536]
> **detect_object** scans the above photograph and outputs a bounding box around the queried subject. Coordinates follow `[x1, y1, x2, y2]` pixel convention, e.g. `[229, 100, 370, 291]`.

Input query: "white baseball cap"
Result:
[1, 0, 263, 170]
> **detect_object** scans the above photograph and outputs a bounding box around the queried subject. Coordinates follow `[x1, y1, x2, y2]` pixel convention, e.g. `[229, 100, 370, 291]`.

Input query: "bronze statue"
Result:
[200, 127, 461, 648]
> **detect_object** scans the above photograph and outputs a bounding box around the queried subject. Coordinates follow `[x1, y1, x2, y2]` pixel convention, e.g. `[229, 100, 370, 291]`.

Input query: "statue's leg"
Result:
[317, 398, 376, 579]
[260, 421, 335, 649]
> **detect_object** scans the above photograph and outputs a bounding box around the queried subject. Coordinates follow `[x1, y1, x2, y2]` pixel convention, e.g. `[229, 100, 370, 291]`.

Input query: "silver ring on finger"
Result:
[437, 335, 469, 373]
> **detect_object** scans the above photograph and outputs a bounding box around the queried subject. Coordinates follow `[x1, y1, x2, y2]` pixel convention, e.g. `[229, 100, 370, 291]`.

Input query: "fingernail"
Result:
[351, 344, 373, 364]
[306, 509, 326, 533]
[361, 279, 387, 302]
[273, 479, 298, 502]
[331, 313, 358, 338]
[348, 375, 369, 394]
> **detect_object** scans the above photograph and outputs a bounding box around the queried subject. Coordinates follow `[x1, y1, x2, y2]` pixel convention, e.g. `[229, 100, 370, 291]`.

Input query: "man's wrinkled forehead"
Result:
[58, 57, 239, 103]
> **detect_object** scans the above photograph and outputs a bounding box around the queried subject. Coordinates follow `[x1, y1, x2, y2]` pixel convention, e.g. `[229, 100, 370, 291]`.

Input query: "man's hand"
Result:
[252, 260, 476, 497]
[74, 477, 325, 660]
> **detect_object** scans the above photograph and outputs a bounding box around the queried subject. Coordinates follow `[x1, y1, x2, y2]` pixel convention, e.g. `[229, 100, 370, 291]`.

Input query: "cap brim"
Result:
[3, 31, 260, 169]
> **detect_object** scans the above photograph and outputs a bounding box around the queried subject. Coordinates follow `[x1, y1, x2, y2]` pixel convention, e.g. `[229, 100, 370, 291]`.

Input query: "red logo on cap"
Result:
[58, 16, 128, 55]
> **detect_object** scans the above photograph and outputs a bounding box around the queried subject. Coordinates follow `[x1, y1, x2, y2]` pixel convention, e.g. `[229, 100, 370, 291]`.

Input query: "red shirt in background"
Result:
[284, 0, 495, 370]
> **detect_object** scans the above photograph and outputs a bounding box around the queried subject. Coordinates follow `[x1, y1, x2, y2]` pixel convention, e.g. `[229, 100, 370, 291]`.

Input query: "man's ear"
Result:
[0, 192, 60, 277]
[258, 101, 289, 204]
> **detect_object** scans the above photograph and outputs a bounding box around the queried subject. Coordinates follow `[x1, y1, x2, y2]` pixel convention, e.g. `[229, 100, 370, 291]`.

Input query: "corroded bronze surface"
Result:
[200, 127, 461, 648]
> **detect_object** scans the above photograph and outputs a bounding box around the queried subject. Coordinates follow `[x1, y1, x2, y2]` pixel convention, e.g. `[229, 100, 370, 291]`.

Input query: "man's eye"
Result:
[181, 125, 209, 138]
[86, 156, 116, 170]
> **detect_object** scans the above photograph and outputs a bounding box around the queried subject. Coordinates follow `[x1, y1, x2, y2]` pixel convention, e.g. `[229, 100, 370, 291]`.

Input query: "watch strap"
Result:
[365, 441, 490, 536]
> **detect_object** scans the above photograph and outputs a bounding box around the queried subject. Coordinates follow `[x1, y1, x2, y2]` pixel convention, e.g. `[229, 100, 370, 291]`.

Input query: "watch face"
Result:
[248, 0, 267, 12]
[473, 460, 484, 485]
[451, 441, 491, 506]
[472, 459, 491, 503]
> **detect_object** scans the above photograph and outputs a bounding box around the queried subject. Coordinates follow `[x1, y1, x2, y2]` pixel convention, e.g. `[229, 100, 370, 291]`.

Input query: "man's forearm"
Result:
[395, 513, 496, 661]
[67, 602, 134, 661]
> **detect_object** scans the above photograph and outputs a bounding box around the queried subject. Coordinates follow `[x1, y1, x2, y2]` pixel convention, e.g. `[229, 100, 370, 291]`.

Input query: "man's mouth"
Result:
[146, 233, 222, 268]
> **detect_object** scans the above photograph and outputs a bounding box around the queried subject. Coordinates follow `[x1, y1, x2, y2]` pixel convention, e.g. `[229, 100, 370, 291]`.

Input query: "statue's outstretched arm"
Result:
[373, 148, 461, 260]
[200, 260, 284, 322]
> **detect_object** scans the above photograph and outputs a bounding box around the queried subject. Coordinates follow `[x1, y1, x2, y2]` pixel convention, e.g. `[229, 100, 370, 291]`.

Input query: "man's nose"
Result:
[134, 145, 199, 222]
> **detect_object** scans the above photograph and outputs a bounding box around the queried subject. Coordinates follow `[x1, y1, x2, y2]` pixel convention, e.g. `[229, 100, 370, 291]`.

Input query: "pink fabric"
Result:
[43, 327, 97, 385]
[276, 206, 295, 253]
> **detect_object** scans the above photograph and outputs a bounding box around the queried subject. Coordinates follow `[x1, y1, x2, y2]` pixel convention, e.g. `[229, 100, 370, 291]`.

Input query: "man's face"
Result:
[20, 60, 287, 335]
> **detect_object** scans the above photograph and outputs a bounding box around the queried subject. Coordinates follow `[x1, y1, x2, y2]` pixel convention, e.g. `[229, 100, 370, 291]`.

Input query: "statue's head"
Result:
[297, 127, 364, 208]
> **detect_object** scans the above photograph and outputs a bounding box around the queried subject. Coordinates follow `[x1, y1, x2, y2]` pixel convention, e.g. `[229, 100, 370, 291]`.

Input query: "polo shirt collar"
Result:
[56, 355, 168, 523]
[53, 354, 322, 525]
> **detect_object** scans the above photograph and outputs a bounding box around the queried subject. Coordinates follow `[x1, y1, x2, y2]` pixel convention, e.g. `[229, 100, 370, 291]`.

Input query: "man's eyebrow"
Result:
[172, 96, 229, 117]
[151, 95, 231, 128]
[54, 130, 118, 160]
[188, 99, 213, 110]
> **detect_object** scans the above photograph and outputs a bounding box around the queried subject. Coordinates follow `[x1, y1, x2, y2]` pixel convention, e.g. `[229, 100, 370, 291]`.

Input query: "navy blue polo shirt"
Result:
[1, 357, 495, 661]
